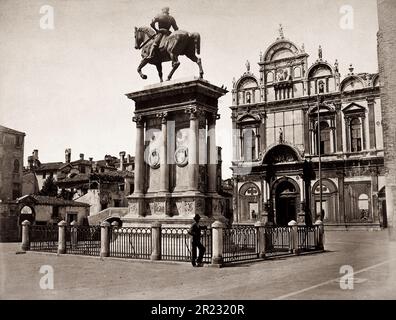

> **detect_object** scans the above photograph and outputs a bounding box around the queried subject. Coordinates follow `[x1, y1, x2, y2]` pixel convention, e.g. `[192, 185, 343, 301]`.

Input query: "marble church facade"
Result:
[231, 30, 385, 229]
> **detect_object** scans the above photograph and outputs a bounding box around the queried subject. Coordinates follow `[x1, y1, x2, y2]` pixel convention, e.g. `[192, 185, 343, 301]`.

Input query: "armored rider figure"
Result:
[148, 7, 179, 59]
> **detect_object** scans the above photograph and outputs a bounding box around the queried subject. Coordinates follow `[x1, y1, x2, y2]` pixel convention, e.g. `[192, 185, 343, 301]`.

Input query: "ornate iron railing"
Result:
[265, 226, 291, 255]
[161, 227, 212, 263]
[109, 226, 152, 259]
[65, 225, 101, 256]
[223, 225, 258, 263]
[30, 225, 58, 253]
[297, 225, 318, 251]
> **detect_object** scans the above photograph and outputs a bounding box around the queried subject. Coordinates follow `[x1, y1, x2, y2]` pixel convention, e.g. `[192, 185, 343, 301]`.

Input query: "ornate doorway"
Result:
[273, 179, 299, 226]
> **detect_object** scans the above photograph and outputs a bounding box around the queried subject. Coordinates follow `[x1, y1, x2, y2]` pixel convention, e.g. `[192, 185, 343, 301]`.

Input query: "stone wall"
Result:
[377, 0, 396, 237]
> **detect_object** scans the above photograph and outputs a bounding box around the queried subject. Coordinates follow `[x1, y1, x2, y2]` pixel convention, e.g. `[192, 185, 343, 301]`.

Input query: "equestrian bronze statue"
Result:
[134, 7, 203, 82]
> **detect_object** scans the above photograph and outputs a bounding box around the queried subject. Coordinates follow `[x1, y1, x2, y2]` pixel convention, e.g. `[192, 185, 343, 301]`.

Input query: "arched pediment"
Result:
[312, 178, 338, 194]
[262, 143, 302, 164]
[340, 75, 365, 92]
[308, 103, 335, 114]
[236, 75, 259, 91]
[239, 182, 261, 196]
[237, 114, 260, 123]
[307, 62, 334, 78]
[264, 40, 300, 62]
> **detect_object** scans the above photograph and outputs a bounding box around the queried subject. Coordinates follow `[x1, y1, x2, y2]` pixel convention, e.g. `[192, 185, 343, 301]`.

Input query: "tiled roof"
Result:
[57, 171, 133, 185]
[17, 195, 90, 207]
[0, 125, 25, 136]
[34, 162, 64, 172]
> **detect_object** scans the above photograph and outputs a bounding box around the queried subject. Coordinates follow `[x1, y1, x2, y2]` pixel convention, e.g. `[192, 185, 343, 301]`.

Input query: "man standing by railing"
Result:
[188, 214, 207, 267]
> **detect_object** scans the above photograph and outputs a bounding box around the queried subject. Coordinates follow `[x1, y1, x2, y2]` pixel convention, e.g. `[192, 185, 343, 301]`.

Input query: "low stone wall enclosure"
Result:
[20, 220, 324, 266]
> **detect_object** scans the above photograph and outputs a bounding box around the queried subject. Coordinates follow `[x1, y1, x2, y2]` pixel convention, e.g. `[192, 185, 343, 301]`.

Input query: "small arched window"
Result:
[350, 118, 362, 152]
[13, 159, 19, 173]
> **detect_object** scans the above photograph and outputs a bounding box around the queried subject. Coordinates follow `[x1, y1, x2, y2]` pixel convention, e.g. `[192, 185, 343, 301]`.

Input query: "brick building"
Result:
[377, 0, 396, 237]
[0, 125, 25, 241]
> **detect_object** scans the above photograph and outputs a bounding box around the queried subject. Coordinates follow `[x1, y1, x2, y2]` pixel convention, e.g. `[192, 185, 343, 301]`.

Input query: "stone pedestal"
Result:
[123, 77, 228, 226]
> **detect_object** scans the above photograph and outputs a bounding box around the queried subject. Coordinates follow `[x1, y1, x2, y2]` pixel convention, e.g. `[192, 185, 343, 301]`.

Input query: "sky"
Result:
[0, 0, 379, 178]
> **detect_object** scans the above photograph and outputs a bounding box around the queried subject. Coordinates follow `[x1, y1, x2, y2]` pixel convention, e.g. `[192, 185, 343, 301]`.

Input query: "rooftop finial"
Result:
[301, 43, 305, 53]
[318, 45, 323, 60]
[334, 59, 339, 73]
[349, 63, 354, 74]
[278, 23, 284, 39]
[245, 60, 250, 72]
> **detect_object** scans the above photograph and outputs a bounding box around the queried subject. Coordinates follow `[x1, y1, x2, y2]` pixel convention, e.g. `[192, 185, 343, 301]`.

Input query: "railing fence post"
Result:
[21, 220, 31, 251]
[57, 220, 66, 254]
[314, 220, 324, 250]
[100, 221, 110, 258]
[70, 220, 78, 249]
[211, 221, 225, 267]
[288, 220, 298, 254]
[254, 221, 266, 259]
[150, 222, 162, 261]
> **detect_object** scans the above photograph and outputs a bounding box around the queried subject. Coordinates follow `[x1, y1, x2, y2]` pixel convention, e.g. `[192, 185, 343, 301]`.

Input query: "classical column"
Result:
[361, 115, 367, 150]
[133, 115, 145, 194]
[208, 112, 219, 193]
[330, 122, 335, 153]
[310, 127, 315, 154]
[344, 117, 350, 152]
[371, 170, 379, 223]
[255, 129, 260, 159]
[259, 112, 267, 153]
[303, 109, 310, 155]
[231, 114, 238, 160]
[367, 97, 376, 150]
[158, 112, 169, 193]
[335, 101, 343, 153]
[187, 107, 199, 191]
[337, 171, 345, 223]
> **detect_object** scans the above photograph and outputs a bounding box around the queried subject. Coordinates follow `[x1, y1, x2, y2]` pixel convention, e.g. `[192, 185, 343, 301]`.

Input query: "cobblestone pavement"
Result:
[1, 230, 396, 300]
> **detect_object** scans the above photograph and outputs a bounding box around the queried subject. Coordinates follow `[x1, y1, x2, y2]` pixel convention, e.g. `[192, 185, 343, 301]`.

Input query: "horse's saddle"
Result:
[158, 29, 172, 49]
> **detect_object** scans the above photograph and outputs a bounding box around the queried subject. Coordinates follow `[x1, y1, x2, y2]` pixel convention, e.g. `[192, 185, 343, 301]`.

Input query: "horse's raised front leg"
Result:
[137, 58, 149, 80]
[156, 63, 163, 82]
[167, 54, 180, 81]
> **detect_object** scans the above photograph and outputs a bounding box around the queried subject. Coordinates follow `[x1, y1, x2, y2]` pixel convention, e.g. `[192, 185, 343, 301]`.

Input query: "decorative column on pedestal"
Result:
[129, 115, 145, 217]
[158, 112, 169, 193]
[186, 107, 199, 192]
[133, 115, 145, 195]
[208, 112, 219, 193]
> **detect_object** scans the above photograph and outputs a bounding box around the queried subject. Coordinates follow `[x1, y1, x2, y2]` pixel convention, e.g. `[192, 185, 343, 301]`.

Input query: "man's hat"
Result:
[193, 214, 201, 221]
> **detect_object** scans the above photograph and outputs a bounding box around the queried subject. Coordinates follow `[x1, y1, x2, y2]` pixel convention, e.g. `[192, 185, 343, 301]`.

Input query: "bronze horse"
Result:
[134, 27, 204, 82]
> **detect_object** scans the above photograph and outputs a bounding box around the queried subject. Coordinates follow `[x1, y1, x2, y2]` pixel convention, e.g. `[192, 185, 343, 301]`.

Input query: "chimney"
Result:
[89, 157, 93, 162]
[104, 155, 112, 167]
[65, 148, 71, 163]
[28, 156, 34, 170]
[127, 154, 132, 163]
[119, 151, 126, 171]
[79, 153, 84, 161]
[33, 149, 39, 160]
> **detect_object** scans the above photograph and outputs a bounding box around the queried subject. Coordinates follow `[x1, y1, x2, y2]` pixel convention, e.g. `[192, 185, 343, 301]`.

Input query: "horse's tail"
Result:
[192, 32, 200, 55]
